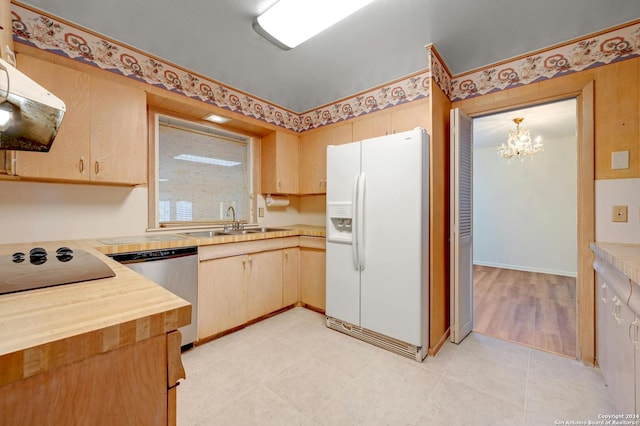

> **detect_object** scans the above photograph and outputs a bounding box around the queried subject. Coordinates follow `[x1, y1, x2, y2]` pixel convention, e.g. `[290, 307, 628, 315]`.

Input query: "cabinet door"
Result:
[15, 55, 91, 180]
[636, 313, 640, 414]
[283, 247, 300, 306]
[247, 250, 283, 320]
[198, 255, 248, 339]
[90, 76, 147, 185]
[391, 102, 429, 133]
[597, 276, 635, 413]
[300, 248, 326, 311]
[299, 123, 351, 194]
[261, 131, 299, 194]
[0, 0, 13, 62]
[352, 112, 391, 141]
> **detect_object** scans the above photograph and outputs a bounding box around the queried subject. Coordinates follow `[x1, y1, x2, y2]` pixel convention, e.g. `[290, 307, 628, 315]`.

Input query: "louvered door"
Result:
[450, 108, 474, 344]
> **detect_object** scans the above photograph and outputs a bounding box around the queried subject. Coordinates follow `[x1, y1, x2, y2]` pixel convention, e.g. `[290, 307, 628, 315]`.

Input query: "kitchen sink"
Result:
[181, 227, 290, 238]
[181, 230, 228, 238]
[244, 227, 290, 233]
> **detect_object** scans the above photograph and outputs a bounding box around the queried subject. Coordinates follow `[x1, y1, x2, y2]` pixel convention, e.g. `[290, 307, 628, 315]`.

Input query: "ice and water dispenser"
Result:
[327, 202, 353, 243]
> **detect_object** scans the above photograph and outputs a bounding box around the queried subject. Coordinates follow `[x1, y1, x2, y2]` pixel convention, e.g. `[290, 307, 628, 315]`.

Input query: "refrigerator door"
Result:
[359, 129, 429, 346]
[326, 141, 362, 326]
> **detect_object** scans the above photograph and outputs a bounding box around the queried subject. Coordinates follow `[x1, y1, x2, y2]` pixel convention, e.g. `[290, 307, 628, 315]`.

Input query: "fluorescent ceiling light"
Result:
[174, 154, 241, 167]
[254, 0, 375, 49]
[203, 113, 232, 124]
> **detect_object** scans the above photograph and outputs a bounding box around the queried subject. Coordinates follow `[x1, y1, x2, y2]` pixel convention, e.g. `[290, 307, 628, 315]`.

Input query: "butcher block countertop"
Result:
[93, 224, 326, 255]
[0, 224, 325, 387]
[590, 242, 640, 284]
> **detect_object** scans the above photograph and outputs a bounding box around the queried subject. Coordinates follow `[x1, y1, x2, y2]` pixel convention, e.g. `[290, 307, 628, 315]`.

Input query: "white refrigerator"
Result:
[325, 128, 430, 361]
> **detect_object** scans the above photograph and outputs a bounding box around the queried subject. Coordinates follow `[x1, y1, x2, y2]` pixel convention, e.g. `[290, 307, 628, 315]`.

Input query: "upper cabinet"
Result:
[299, 122, 351, 194]
[0, 0, 12, 62]
[13, 54, 147, 185]
[352, 101, 429, 141]
[261, 131, 299, 194]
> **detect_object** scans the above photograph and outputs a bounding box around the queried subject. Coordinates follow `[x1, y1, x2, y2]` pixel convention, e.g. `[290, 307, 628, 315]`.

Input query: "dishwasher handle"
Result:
[108, 246, 197, 263]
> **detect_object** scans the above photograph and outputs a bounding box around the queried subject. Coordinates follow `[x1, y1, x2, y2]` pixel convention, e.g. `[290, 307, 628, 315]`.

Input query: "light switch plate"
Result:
[258, 207, 264, 217]
[612, 205, 628, 222]
[611, 150, 630, 170]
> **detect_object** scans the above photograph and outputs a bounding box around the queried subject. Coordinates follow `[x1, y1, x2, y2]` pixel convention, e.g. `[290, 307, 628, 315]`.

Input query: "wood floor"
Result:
[473, 265, 577, 357]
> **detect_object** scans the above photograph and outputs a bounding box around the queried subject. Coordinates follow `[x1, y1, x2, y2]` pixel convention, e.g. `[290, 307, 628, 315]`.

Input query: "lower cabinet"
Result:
[247, 250, 283, 321]
[594, 257, 638, 414]
[197, 238, 298, 341]
[0, 332, 183, 425]
[282, 247, 300, 306]
[198, 254, 248, 338]
[299, 236, 326, 311]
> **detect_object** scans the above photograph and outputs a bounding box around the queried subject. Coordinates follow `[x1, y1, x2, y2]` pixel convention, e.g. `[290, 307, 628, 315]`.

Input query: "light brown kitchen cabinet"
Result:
[261, 131, 299, 194]
[14, 54, 147, 185]
[299, 236, 326, 311]
[282, 247, 300, 306]
[0, 0, 13, 62]
[0, 333, 181, 425]
[89, 75, 147, 184]
[299, 123, 351, 194]
[198, 254, 248, 338]
[14, 55, 91, 181]
[351, 101, 429, 141]
[197, 238, 298, 340]
[247, 250, 283, 321]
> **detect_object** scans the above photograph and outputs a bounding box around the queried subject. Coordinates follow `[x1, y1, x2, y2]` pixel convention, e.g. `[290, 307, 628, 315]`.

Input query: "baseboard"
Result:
[473, 261, 577, 278]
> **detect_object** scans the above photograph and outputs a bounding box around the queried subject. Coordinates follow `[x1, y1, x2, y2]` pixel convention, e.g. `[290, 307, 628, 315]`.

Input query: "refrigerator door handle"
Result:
[352, 173, 360, 270]
[357, 172, 366, 271]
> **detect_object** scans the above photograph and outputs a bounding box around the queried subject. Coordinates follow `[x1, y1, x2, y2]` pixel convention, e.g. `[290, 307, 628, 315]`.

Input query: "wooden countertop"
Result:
[94, 224, 326, 255]
[590, 242, 640, 284]
[0, 224, 325, 387]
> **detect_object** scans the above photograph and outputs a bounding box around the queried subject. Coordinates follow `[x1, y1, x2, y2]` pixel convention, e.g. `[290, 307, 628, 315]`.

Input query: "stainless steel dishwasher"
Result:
[108, 247, 198, 348]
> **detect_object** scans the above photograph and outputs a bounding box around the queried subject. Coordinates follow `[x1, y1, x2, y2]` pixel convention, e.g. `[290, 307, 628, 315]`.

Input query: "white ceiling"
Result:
[473, 99, 578, 150]
[19, 0, 640, 112]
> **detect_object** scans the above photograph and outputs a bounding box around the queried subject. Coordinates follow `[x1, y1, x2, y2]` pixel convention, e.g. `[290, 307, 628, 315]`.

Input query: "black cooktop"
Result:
[0, 247, 116, 296]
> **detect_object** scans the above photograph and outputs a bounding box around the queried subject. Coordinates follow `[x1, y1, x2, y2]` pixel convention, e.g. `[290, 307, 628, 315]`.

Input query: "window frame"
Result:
[147, 109, 257, 230]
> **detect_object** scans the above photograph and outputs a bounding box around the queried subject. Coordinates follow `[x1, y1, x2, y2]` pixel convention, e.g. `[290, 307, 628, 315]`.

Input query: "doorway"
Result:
[473, 99, 578, 357]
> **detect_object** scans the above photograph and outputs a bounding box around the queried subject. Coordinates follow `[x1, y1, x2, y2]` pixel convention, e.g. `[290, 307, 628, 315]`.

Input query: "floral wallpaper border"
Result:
[449, 20, 640, 101]
[11, 4, 302, 132]
[9, 3, 640, 132]
[298, 70, 431, 132]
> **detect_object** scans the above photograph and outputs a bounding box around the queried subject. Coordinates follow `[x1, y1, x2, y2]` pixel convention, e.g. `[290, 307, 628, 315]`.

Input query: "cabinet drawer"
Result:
[199, 239, 285, 261]
[299, 236, 326, 250]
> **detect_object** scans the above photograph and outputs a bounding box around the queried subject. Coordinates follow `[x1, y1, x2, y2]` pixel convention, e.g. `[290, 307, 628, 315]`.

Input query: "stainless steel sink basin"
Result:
[181, 227, 290, 238]
[181, 230, 228, 238]
[244, 227, 290, 233]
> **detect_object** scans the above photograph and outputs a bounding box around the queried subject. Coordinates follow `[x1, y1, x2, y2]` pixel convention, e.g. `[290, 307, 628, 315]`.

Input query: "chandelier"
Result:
[497, 117, 543, 160]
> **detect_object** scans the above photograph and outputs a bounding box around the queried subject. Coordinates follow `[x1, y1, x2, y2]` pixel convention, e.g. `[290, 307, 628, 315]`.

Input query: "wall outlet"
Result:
[612, 205, 628, 222]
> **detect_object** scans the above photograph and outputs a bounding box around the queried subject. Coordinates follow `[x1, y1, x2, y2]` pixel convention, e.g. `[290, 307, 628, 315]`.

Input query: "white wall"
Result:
[595, 178, 640, 244]
[0, 180, 148, 244]
[257, 194, 326, 228]
[473, 135, 578, 276]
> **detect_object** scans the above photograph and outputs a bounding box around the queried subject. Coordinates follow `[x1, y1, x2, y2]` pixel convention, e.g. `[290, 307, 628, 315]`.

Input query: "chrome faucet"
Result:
[225, 206, 241, 230]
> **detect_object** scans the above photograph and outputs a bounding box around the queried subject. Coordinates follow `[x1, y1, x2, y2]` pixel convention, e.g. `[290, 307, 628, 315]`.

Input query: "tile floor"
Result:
[178, 307, 615, 425]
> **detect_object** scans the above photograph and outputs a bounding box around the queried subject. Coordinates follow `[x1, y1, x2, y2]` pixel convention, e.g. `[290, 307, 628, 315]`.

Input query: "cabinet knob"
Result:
[94, 160, 100, 175]
[79, 157, 84, 173]
[242, 258, 247, 269]
[284, 251, 288, 262]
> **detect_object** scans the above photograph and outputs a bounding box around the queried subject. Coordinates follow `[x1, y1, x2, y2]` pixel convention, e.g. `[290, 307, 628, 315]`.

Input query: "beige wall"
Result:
[452, 57, 640, 180]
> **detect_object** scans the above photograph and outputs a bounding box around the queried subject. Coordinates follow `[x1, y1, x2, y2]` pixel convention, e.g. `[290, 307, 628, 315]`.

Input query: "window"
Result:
[150, 114, 254, 228]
